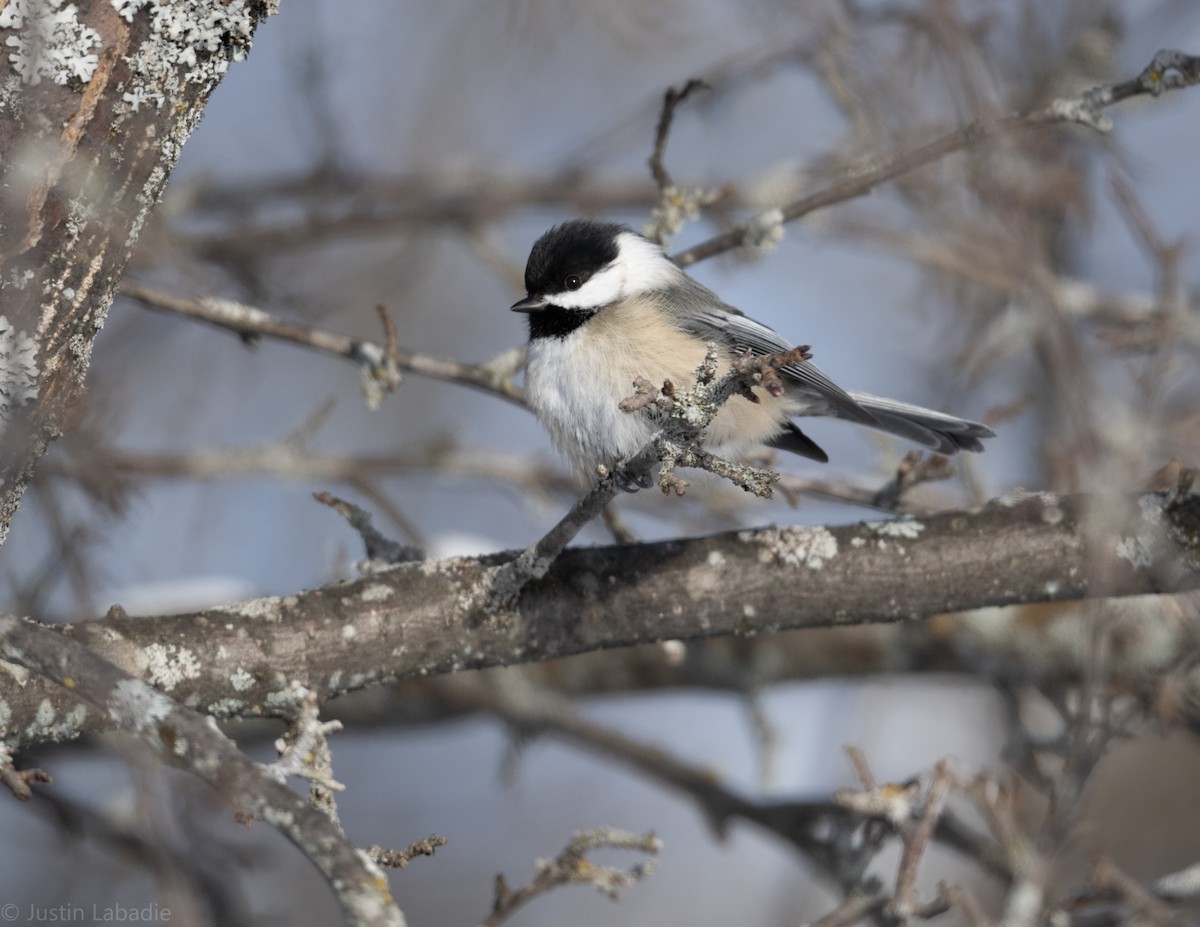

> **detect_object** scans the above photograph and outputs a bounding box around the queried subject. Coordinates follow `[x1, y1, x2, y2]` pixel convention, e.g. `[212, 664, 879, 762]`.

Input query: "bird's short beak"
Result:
[510, 295, 546, 313]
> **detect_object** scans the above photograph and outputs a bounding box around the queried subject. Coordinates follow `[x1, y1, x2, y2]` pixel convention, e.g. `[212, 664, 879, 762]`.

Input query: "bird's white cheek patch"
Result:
[612, 232, 682, 293]
[544, 232, 681, 310]
[551, 266, 623, 310]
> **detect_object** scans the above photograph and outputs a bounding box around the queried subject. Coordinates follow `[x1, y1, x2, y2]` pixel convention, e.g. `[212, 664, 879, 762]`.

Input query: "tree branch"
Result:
[0, 0, 281, 547]
[118, 280, 527, 407]
[670, 49, 1200, 266]
[0, 613, 404, 927]
[483, 827, 660, 927]
[1, 489, 1196, 750]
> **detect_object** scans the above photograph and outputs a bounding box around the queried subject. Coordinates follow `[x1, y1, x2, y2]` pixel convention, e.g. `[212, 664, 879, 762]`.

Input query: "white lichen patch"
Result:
[261, 806, 296, 829]
[228, 667, 255, 692]
[0, 315, 39, 440]
[340, 624, 357, 641]
[0, 659, 30, 686]
[212, 594, 282, 621]
[199, 296, 276, 326]
[1139, 494, 1165, 524]
[0, 0, 101, 86]
[96, 625, 126, 643]
[34, 698, 55, 727]
[110, 0, 260, 114]
[359, 583, 393, 603]
[745, 526, 839, 570]
[345, 670, 379, 691]
[866, 518, 925, 539]
[1116, 535, 1153, 570]
[744, 207, 786, 252]
[7, 268, 35, 290]
[686, 562, 721, 601]
[248, 595, 286, 619]
[138, 643, 201, 691]
[207, 697, 246, 718]
[996, 488, 1062, 508]
[418, 557, 465, 578]
[22, 700, 87, 742]
[264, 686, 303, 712]
[108, 678, 174, 730]
[66, 333, 93, 384]
[1040, 502, 1065, 526]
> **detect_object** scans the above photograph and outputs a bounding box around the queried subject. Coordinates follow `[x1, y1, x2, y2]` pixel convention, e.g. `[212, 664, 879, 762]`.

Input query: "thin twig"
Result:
[1090, 856, 1181, 927]
[872, 452, 956, 511]
[266, 682, 347, 826]
[119, 280, 526, 407]
[672, 50, 1200, 267]
[890, 761, 956, 920]
[648, 78, 709, 190]
[313, 491, 424, 565]
[368, 835, 448, 870]
[482, 827, 660, 927]
[801, 892, 887, 927]
[0, 744, 51, 801]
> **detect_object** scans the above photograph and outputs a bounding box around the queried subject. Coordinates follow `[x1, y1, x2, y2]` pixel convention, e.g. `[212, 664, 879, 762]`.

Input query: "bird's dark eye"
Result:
[564, 274, 583, 291]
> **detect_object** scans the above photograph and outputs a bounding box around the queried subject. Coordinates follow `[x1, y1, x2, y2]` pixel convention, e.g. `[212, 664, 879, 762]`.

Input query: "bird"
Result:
[511, 218, 994, 485]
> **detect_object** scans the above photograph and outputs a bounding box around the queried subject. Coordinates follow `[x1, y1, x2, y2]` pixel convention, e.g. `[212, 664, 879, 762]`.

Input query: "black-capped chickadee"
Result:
[512, 219, 994, 482]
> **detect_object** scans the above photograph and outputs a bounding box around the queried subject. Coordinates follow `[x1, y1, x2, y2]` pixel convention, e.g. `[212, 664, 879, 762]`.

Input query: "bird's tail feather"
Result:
[846, 390, 994, 454]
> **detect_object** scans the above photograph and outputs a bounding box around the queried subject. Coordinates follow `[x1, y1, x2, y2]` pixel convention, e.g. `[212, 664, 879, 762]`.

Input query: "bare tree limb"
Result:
[482, 827, 660, 927]
[0, 613, 405, 927]
[647, 78, 709, 192]
[314, 491, 424, 566]
[0, 0, 281, 547]
[118, 280, 527, 407]
[0, 489, 1196, 751]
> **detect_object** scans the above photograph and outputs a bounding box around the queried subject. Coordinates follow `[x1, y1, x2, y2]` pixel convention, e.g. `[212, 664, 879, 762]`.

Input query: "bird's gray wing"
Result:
[675, 295, 879, 426]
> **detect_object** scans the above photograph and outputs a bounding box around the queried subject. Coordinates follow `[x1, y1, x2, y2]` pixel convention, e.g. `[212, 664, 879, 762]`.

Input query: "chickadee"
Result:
[512, 219, 994, 483]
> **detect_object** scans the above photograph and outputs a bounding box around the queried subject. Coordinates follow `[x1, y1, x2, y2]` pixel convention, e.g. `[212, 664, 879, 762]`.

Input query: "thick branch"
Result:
[1, 490, 1197, 750]
[0, 614, 404, 927]
[0, 0, 280, 546]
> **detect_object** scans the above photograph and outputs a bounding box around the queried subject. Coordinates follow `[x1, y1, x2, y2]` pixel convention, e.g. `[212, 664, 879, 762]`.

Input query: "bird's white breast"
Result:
[525, 299, 799, 478]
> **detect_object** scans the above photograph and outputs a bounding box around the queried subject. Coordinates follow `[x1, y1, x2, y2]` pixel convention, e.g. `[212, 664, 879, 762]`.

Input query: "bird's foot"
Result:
[612, 462, 655, 493]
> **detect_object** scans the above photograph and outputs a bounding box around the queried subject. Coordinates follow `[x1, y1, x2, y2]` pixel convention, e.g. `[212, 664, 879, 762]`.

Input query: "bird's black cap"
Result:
[522, 219, 625, 298]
